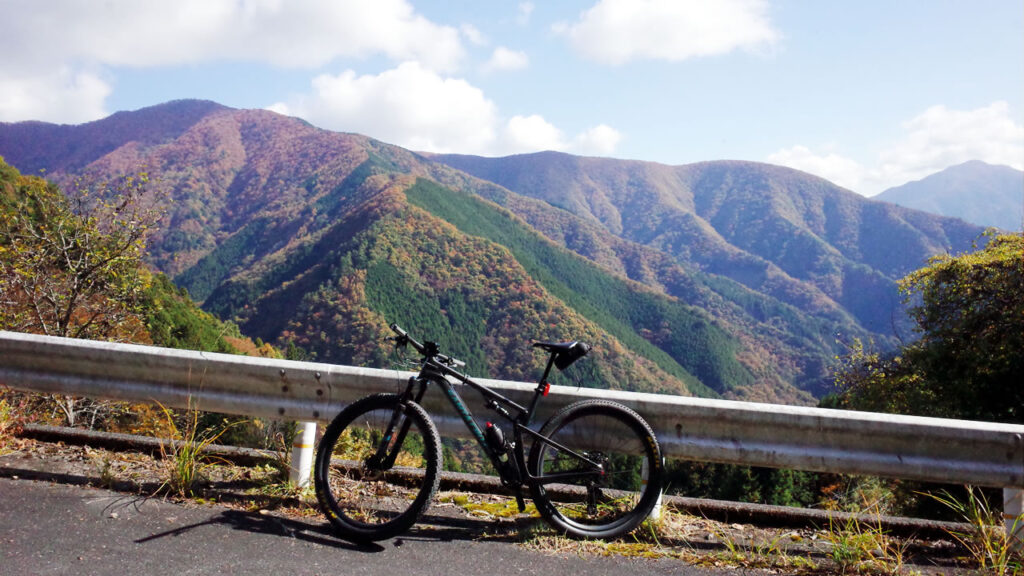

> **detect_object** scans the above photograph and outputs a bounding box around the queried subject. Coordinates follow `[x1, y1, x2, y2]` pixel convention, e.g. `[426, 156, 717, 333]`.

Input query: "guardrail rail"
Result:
[1, 330, 1021, 541]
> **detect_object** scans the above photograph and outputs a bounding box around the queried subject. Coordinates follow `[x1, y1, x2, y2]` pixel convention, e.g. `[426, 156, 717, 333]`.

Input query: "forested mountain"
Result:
[432, 153, 983, 337]
[0, 101, 988, 403]
[874, 160, 1023, 232]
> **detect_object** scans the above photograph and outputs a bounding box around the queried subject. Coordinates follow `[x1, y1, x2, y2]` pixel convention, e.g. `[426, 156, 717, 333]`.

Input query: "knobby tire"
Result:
[314, 393, 441, 542]
[528, 399, 664, 539]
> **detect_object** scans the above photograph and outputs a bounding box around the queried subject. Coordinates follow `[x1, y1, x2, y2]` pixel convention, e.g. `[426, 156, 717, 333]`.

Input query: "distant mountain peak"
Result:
[104, 99, 231, 122]
[0, 100, 995, 402]
[875, 161, 1024, 231]
[0, 99, 233, 174]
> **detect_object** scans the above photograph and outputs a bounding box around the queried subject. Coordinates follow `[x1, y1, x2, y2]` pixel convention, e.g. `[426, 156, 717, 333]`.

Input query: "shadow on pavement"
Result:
[134, 509, 386, 552]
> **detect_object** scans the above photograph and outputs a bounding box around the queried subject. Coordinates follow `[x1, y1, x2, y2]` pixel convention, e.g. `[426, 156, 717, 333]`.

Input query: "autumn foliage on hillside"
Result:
[0, 157, 276, 427]
[0, 157, 264, 352]
[0, 102, 990, 402]
[218, 180, 693, 395]
[832, 232, 1024, 424]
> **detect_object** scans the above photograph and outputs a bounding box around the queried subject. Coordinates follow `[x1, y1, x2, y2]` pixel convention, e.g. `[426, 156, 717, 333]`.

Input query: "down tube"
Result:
[436, 378, 490, 451]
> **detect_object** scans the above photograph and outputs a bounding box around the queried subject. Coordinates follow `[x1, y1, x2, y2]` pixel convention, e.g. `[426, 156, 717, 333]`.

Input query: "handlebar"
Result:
[389, 323, 465, 368]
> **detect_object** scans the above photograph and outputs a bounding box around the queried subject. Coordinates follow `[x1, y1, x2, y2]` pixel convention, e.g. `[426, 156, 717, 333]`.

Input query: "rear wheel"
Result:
[314, 393, 441, 542]
[528, 399, 663, 539]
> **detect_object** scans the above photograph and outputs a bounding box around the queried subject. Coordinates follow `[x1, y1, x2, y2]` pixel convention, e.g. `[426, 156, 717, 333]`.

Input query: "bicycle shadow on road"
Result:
[134, 508, 387, 552]
[1, 464, 529, 552]
[131, 507, 524, 552]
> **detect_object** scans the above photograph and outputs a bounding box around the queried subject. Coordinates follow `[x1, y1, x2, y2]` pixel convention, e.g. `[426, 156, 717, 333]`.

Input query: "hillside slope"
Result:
[0, 101, 989, 401]
[433, 152, 984, 337]
[0, 156, 268, 357]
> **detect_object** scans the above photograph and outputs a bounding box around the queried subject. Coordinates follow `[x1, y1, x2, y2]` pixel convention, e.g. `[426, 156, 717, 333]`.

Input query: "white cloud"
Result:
[766, 146, 866, 191]
[556, 0, 779, 65]
[461, 24, 487, 46]
[876, 101, 1024, 188]
[3, 0, 463, 72]
[0, 69, 111, 124]
[1, 0, 464, 122]
[272, 62, 498, 154]
[272, 63, 622, 157]
[573, 125, 623, 156]
[503, 115, 566, 152]
[482, 47, 529, 73]
[517, 2, 535, 26]
[767, 102, 1024, 195]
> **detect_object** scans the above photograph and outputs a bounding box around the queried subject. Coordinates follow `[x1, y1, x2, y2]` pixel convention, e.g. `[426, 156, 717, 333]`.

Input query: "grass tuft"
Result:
[156, 401, 244, 498]
[925, 486, 1023, 575]
[0, 398, 17, 453]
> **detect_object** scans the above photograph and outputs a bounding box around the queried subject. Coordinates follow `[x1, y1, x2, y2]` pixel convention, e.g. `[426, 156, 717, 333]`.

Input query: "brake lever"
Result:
[432, 352, 465, 368]
[386, 335, 409, 349]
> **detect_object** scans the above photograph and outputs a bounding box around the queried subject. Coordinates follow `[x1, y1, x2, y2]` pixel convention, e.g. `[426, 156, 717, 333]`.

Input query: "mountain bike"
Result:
[313, 323, 664, 542]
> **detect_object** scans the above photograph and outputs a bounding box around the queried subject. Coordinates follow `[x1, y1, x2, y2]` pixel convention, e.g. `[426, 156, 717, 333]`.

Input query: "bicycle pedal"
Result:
[515, 491, 526, 513]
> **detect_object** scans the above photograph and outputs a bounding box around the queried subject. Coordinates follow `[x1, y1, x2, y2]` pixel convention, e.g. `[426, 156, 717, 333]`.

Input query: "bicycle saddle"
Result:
[532, 340, 578, 353]
[533, 340, 591, 370]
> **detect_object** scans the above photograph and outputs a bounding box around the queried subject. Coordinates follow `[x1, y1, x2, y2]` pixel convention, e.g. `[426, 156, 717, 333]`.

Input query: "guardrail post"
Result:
[642, 457, 662, 521]
[1004, 487, 1023, 551]
[289, 421, 317, 488]
[5, 332, 1024, 503]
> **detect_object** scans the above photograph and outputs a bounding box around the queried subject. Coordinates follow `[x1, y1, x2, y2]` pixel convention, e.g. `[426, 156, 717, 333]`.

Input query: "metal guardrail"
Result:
[1, 330, 1022, 537]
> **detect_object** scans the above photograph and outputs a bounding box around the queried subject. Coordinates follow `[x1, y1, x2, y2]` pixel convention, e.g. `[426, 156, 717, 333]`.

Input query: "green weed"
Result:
[926, 486, 1023, 575]
[156, 401, 243, 498]
[0, 393, 30, 455]
[822, 504, 909, 575]
[695, 525, 818, 572]
[94, 454, 116, 489]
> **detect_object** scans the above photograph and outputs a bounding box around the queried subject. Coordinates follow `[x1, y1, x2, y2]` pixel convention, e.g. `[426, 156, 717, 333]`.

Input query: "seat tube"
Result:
[526, 354, 557, 425]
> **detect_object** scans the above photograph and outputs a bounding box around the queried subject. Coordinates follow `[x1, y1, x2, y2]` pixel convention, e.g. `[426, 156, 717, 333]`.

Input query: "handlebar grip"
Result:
[390, 323, 407, 338]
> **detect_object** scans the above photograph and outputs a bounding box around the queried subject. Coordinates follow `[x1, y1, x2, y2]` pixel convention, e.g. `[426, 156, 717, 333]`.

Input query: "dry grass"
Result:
[0, 398, 18, 453]
[0, 392, 30, 456]
[156, 402, 245, 498]
[0, 431, 981, 575]
[926, 487, 1024, 575]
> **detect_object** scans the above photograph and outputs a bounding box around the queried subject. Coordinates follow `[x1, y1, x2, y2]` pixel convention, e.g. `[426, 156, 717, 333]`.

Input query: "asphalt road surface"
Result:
[0, 477, 740, 576]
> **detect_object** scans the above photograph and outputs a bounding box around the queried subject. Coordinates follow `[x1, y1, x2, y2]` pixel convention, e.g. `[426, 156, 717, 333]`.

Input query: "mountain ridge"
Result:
[0, 100, 231, 175]
[432, 152, 981, 335]
[874, 160, 1023, 232]
[0, 100, 991, 403]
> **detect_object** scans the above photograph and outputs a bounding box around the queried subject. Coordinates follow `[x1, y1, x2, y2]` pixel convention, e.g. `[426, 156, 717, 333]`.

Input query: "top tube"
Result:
[390, 323, 531, 418]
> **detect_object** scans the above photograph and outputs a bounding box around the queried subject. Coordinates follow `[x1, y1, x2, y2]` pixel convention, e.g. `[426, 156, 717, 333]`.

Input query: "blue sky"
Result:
[2, 0, 1021, 195]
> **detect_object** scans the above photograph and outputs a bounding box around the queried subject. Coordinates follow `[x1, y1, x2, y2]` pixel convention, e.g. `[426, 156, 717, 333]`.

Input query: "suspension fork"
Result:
[369, 376, 428, 470]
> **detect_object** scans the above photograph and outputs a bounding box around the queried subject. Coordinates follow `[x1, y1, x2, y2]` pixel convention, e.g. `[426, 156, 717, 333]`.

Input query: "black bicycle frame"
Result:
[392, 353, 604, 488]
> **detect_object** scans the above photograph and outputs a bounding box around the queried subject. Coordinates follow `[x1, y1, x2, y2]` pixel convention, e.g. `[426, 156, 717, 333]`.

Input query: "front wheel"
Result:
[314, 393, 442, 542]
[528, 399, 664, 539]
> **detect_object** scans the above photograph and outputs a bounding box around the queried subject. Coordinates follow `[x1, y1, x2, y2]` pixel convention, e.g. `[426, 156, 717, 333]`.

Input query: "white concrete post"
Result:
[641, 457, 662, 521]
[289, 421, 317, 487]
[1004, 487, 1023, 551]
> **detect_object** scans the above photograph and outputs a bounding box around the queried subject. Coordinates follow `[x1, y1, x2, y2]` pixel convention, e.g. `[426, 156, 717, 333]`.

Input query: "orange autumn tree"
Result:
[1, 158, 163, 426]
[1, 159, 161, 341]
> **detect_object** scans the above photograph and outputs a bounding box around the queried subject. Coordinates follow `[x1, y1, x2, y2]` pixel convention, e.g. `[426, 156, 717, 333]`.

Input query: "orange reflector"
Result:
[542, 382, 550, 396]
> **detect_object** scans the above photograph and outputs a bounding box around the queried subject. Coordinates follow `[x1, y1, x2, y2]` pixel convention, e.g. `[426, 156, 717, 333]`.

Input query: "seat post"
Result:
[525, 353, 558, 424]
[537, 353, 556, 391]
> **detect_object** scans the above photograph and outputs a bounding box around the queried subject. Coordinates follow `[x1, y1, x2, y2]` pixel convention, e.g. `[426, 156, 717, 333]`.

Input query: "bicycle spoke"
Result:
[315, 394, 441, 541]
[529, 400, 663, 538]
